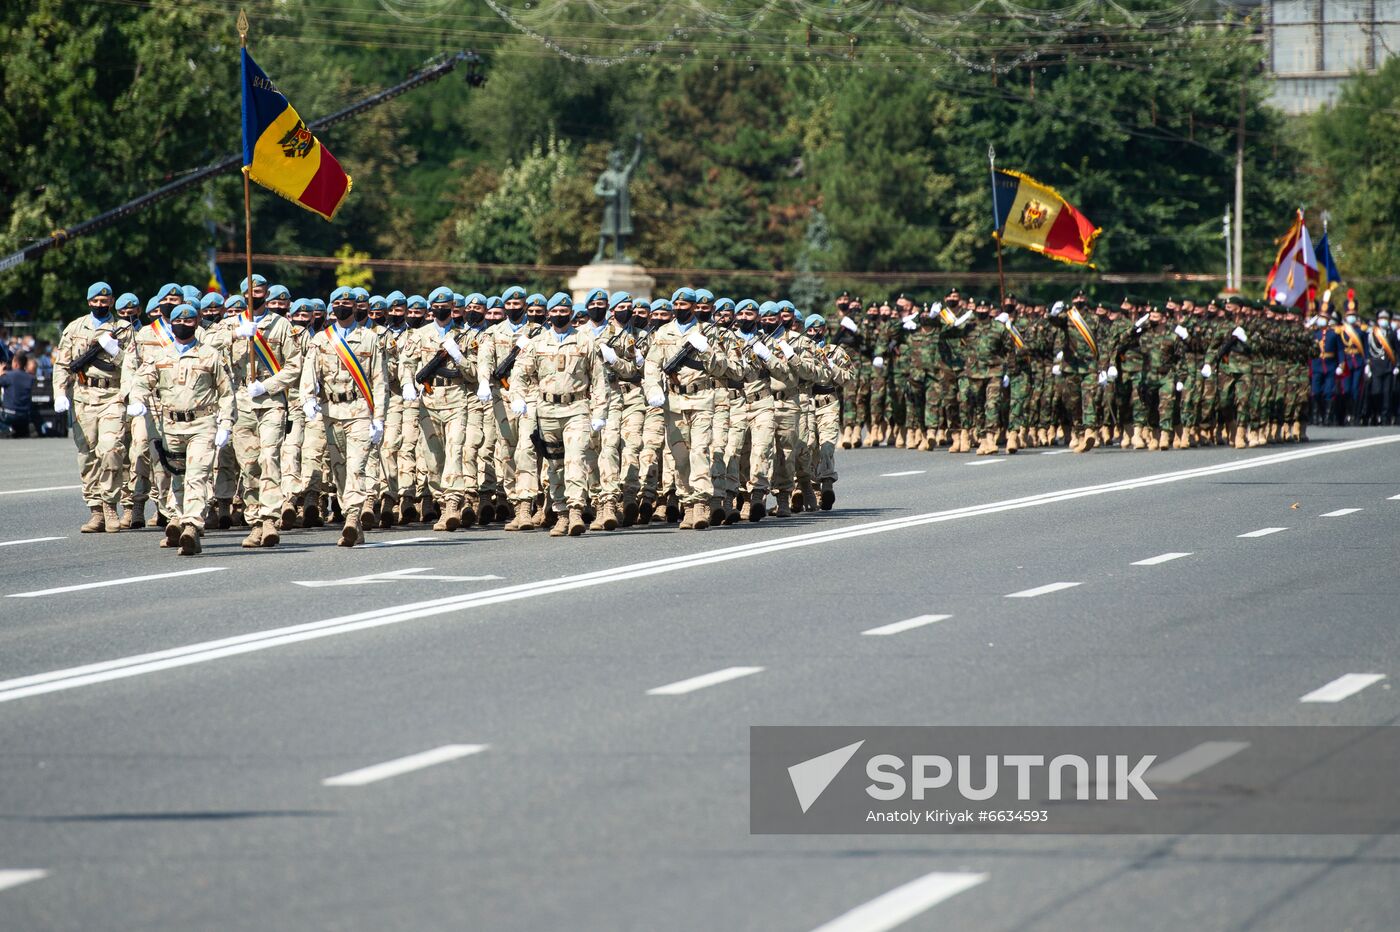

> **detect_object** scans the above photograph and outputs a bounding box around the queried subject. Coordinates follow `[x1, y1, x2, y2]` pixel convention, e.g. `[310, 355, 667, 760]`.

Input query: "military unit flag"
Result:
[991, 168, 1101, 267]
[1264, 209, 1319, 309]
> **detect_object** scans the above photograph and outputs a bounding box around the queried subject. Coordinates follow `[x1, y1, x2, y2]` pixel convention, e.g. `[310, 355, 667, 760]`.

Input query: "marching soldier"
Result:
[399, 285, 470, 531]
[802, 315, 855, 509]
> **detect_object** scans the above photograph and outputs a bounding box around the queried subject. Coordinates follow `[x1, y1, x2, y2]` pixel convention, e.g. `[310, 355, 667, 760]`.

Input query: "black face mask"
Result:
[432, 307, 452, 323]
[737, 318, 757, 334]
[527, 310, 546, 325]
[674, 306, 694, 324]
[613, 308, 632, 327]
[355, 307, 369, 323]
[549, 313, 571, 332]
[251, 295, 266, 312]
[466, 310, 484, 327]
[406, 313, 424, 328]
[388, 313, 405, 329]
[763, 318, 783, 334]
[171, 322, 198, 341]
[587, 305, 607, 324]
[507, 307, 525, 324]
[332, 306, 355, 324]
[694, 308, 712, 323]
[647, 317, 665, 331]
[202, 314, 221, 327]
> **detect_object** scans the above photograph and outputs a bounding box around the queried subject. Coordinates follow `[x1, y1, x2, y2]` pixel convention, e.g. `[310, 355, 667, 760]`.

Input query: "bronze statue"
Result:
[592, 133, 643, 263]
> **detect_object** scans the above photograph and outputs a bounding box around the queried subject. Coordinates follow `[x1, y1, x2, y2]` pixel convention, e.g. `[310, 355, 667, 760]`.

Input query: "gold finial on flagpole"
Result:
[237, 9, 248, 45]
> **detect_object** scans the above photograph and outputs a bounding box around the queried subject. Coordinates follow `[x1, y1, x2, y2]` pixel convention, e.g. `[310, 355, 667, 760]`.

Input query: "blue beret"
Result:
[651, 298, 673, 312]
[427, 286, 454, 304]
[633, 299, 650, 312]
[385, 290, 407, 306]
[608, 291, 631, 309]
[549, 291, 571, 306]
[351, 287, 370, 300]
[329, 286, 354, 303]
[759, 301, 779, 315]
[199, 293, 225, 310]
[694, 288, 714, 303]
[502, 285, 526, 301]
[526, 293, 548, 308]
[226, 294, 248, 310]
[778, 300, 796, 313]
[584, 288, 608, 305]
[309, 299, 326, 313]
[181, 285, 203, 303]
[736, 299, 759, 313]
[546, 293, 572, 311]
[144, 295, 161, 313]
[804, 314, 826, 330]
[572, 303, 588, 317]
[369, 295, 389, 311]
[486, 296, 504, 309]
[154, 283, 182, 301]
[114, 292, 140, 310]
[86, 281, 114, 300]
[464, 292, 487, 306]
[168, 303, 199, 321]
[406, 294, 429, 309]
[238, 274, 268, 292]
[792, 308, 806, 323]
[289, 299, 308, 314]
[671, 287, 696, 303]
[453, 292, 465, 307]
[265, 284, 290, 301]
[713, 297, 735, 313]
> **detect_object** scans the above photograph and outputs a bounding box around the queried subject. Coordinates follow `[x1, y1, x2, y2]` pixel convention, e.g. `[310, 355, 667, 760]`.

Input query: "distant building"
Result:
[1266, 0, 1400, 113]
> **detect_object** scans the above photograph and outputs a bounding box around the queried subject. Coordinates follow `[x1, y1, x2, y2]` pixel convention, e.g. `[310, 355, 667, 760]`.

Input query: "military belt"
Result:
[812, 385, 837, 396]
[84, 377, 116, 390]
[772, 389, 793, 402]
[542, 391, 586, 405]
[672, 379, 714, 396]
[430, 375, 460, 387]
[326, 390, 359, 404]
[164, 406, 215, 423]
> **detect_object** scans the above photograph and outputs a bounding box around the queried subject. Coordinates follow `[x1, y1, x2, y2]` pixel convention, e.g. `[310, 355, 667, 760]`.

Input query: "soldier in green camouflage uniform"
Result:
[1208, 296, 1254, 449]
[1045, 295, 1103, 452]
[957, 297, 1018, 455]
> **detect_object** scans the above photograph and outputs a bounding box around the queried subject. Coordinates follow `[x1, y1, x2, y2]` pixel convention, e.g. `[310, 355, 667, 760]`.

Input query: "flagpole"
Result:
[238, 10, 255, 382]
[989, 144, 1007, 308]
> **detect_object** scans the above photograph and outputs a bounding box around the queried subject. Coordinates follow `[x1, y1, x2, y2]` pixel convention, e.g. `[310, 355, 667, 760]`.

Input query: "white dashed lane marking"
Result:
[879, 470, 925, 477]
[0, 870, 47, 893]
[322, 744, 488, 787]
[809, 871, 988, 932]
[1319, 508, 1361, 517]
[0, 536, 65, 549]
[647, 666, 764, 696]
[965, 459, 1005, 466]
[862, 614, 951, 636]
[1005, 582, 1081, 599]
[0, 485, 81, 496]
[1300, 673, 1385, 703]
[8, 567, 227, 599]
[1131, 552, 1192, 566]
[1238, 527, 1288, 538]
[1146, 741, 1250, 783]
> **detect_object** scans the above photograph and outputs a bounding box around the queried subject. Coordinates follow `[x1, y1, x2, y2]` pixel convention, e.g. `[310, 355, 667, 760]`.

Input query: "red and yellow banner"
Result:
[331, 329, 373, 415]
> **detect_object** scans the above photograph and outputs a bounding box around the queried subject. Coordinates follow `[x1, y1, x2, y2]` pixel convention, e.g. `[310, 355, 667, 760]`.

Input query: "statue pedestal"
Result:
[568, 262, 657, 303]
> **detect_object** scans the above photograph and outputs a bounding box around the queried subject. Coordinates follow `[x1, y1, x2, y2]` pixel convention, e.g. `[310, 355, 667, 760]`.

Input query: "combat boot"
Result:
[839, 426, 851, 450]
[568, 507, 587, 536]
[708, 498, 726, 527]
[852, 426, 863, 448]
[549, 511, 570, 537]
[103, 503, 122, 533]
[511, 500, 538, 532]
[637, 496, 656, 526]
[678, 502, 696, 530]
[241, 523, 264, 549]
[154, 509, 168, 529]
[691, 502, 710, 530]
[361, 502, 379, 531]
[533, 500, 551, 529]
[1296, 420, 1308, 443]
[261, 519, 280, 547]
[819, 478, 835, 511]
[231, 501, 249, 528]
[1131, 425, 1147, 449]
[477, 498, 495, 525]
[1145, 428, 1160, 451]
[800, 480, 818, 512]
[1231, 424, 1247, 448]
[790, 489, 805, 513]
[1080, 432, 1097, 453]
[397, 492, 418, 525]
[893, 427, 906, 449]
[724, 496, 741, 525]
[178, 524, 202, 556]
[211, 499, 229, 530]
[976, 431, 997, 455]
[1005, 431, 1019, 454]
[419, 493, 437, 525]
[303, 493, 325, 528]
[1248, 428, 1265, 448]
[80, 506, 106, 533]
[1156, 428, 1171, 450]
[460, 494, 478, 529]
[337, 513, 362, 548]
[435, 497, 460, 532]
[621, 498, 639, 527]
[281, 499, 301, 529]
[119, 506, 136, 530]
[602, 502, 620, 531]
[774, 494, 792, 518]
[748, 489, 766, 522]
[162, 522, 181, 549]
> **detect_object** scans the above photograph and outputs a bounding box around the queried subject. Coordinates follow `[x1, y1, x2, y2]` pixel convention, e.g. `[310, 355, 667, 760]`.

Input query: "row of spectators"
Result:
[1, 333, 60, 438]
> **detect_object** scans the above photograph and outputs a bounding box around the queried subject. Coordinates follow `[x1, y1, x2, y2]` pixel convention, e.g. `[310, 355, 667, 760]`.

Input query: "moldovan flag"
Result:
[241, 49, 351, 221]
[992, 169, 1101, 267]
[1264, 209, 1318, 309]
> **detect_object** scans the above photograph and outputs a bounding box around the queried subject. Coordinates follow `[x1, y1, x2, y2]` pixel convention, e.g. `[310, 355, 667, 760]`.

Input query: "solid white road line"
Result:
[2, 434, 1395, 705]
[293, 567, 504, 588]
[809, 871, 988, 932]
[1238, 527, 1288, 538]
[353, 536, 444, 549]
[0, 484, 81, 496]
[880, 470, 925, 477]
[1146, 741, 1249, 783]
[862, 614, 951, 636]
[1131, 551, 1192, 566]
[1389, 494, 1400, 501]
[1040, 449, 1069, 455]
[1005, 581, 1081, 599]
[646, 666, 764, 696]
[0, 536, 65, 549]
[1299, 673, 1386, 703]
[0, 869, 47, 893]
[1319, 508, 1361, 517]
[322, 744, 488, 787]
[965, 459, 1004, 466]
[7, 567, 226, 599]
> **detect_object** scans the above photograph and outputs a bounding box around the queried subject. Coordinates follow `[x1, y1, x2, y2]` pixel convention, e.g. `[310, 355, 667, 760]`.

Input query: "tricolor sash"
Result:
[1068, 308, 1097, 357]
[250, 327, 282, 376]
[149, 319, 175, 348]
[938, 306, 956, 326]
[331, 328, 374, 415]
[1003, 320, 1025, 351]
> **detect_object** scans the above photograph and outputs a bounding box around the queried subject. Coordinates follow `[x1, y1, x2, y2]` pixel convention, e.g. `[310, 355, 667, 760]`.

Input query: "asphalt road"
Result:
[1, 429, 1399, 931]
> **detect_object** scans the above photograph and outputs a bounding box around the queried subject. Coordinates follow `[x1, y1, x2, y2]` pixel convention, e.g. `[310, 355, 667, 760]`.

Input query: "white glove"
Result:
[590, 417, 606, 433]
[1134, 313, 1151, 331]
[1051, 364, 1062, 377]
[125, 401, 146, 417]
[840, 316, 858, 333]
[686, 331, 710, 353]
[777, 341, 795, 360]
[369, 419, 384, 445]
[600, 344, 619, 365]
[1200, 363, 1212, 378]
[1107, 365, 1119, 381]
[1050, 301, 1064, 317]
[510, 397, 527, 416]
[402, 384, 419, 402]
[1097, 370, 1108, 385]
[1393, 368, 1399, 377]
[514, 335, 530, 351]
[634, 350, 645, 367]
[215, 427, 230, 449]
[1175, 381, 1184, 392]
[302, 398, 320, 421]
[1054, 350, 1064, 362]
[440, 335, 465, 364]
[235, 318, 256, 338]
[1232, 326, 1248, 343]
[97, 333, 120, 355]
[476, 381, 492, 403]
[752, 340, 773, 362]
[1365, 364, 1372, 378]
[53, 395, 70, 414]
[1001, 374, 1010, 387]
[871, 354, 885, 369]
[646, 394, 665, 408]
[1335, 365, 1344, 377]
[1173, 325, 1189, 340]
[931, 302, 943, 314]
[954, 310, 974, 327]
[247, 380, 267, 399]
[901, 314, 917, 331]
[995, 312, 1011, 325]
